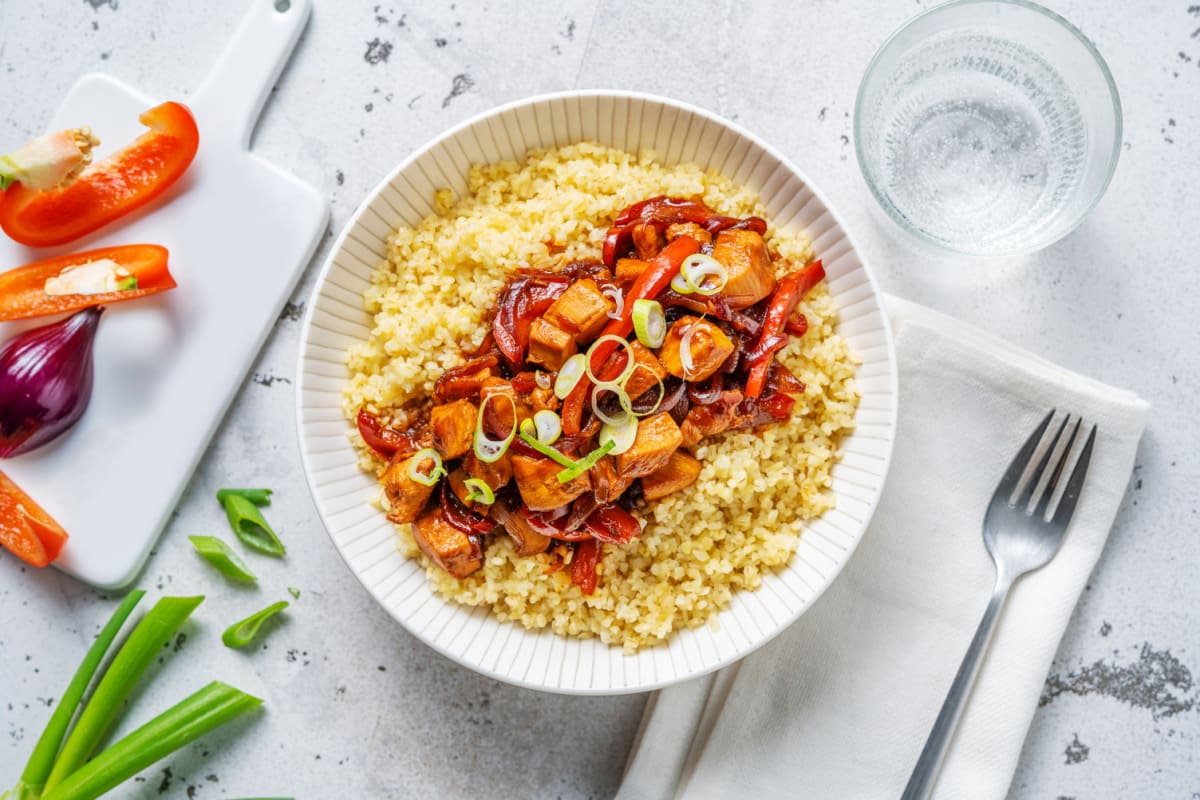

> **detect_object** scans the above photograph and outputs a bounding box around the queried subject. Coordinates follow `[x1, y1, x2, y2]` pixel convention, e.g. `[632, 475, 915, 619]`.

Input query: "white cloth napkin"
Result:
[615, 296, 1149, 800]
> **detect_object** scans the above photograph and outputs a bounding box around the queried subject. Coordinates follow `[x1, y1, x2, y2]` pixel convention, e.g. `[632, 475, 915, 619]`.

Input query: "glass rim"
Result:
[852, 0, 1124, 258]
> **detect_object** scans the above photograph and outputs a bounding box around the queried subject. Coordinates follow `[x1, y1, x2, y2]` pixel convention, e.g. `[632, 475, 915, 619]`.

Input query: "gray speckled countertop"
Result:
[1, 1, 1197, 798]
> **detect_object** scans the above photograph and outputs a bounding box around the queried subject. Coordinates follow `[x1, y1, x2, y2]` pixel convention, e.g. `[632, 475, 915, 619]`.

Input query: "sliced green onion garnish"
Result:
[474, 392, 517, 463]
[585, 334, 636, 386]
[631, 299, 666, 348]
[557, 439, 616, 483]
[288, 586, 301, 599]
[189, 536, 257, 583]
[532, 409, 562, 444]
[406, 447, 446, 487]
[601, 285, 624, 320]
[554, 353, 586, 399]
[220, 494, 286, 556]
[599, 417, 639, 456]
[681, 253, 728, 296]
[519, 418, 536, 439]
[590, 383, 633, 426]
[222, 601, 290, 649]
[15, 591, 145, 797]
[517, 431, 577, 468]
[670, 270, 695, 294]
[463, 478, 496, 505]
[39, 682, 262, 800]
[43, 596, 205, 792]
[216, 488, 273, 506]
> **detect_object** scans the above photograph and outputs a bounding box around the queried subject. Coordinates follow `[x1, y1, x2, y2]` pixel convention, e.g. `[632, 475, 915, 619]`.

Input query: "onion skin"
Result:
[0, 306, 101, 457]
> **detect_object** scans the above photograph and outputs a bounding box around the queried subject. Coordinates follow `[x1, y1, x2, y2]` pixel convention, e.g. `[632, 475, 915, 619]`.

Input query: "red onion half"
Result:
[0, 307, 101, 457]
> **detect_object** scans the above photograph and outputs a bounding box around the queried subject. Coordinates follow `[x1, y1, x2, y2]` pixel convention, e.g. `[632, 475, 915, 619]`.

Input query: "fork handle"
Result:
[901, 572, 1015, 800]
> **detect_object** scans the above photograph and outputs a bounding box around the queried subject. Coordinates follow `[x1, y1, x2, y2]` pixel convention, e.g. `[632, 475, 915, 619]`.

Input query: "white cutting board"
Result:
[0, 0, 327, 588]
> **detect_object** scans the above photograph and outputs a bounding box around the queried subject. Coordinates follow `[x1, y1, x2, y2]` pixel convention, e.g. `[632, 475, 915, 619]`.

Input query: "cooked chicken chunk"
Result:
[489, 502, 552, 557]
[412, 508, 483, 578]
[382, 452, 438, 524]
[430, 398, 476, 459]
[511, 452, 591, 510]
[712, 229, 777, 309]
[616, 412, 683, 478]
[479, 377, 531, 436]
[615, 258, 649, 285]
[527, 317, 577, 371]
[542, 278, 615, 343]
[641, 451, 702, 500]
[632, 222, 664, 259]
[659, 316, 735, 383]
[622, 341, 668, 401]
[665, 221, 712, 245]
[679, 390, 745, 447]
[591, 454, 634, 503]
[463, 449, 512, 491]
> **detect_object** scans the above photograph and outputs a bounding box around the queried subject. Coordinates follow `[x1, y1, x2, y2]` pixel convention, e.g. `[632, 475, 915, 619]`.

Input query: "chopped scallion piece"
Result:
[585, 334, 636, 386]
[222, 601, 290, 649]
[554, 353, 586, 399]
[406, 448, 446, 487]
[517, 431, 577, 468]
[189, 536, 257, 583]
[216, 488, 273, 506]
[473, 392, 517, 463]
[532, 409, 562, 444]
[287, 587, 301, 600]
[556, 440, 616, 483]
[219, 494, 286, 556]
[631, 299, 666, 348]
[599, 417, 639, 456]
[463, 478, 495, 505]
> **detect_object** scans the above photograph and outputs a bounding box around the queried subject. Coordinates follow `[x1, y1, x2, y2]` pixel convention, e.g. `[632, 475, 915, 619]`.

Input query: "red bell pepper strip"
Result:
[0, 244, 176, 321]
[582, 504, 642, 544]
[0, 101, 200, 248]
[0, 469, 68, 567]
[571, 538, 602, 595]
[744, 260, 825, 399]
[356, 408, 425, 461]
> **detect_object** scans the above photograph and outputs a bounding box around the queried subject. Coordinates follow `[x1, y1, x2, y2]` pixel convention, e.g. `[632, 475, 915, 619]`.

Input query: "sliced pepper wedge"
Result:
[0, 101, 199, 248]
[0, 469, 68, 567]
[0, 244, 176, 321]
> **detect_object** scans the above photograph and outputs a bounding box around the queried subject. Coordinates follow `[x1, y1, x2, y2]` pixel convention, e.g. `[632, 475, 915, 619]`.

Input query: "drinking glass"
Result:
[854, 0, 1121, 256]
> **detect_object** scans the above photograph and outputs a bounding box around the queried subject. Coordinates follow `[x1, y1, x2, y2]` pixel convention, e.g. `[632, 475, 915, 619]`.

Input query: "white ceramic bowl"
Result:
[296, 91, 897, 694]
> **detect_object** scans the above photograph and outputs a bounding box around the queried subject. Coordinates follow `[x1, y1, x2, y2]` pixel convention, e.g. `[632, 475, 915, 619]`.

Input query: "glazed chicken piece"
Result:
[641, 451, 702, 500]
[412, 507, 484, 578]
[665, 221, 712, 245]
[489, 502, 552, 557]
[615, 258, 648, 285]
[430, 398, 477, 459]
[616, 412, 683, 478]
[527, 317, 577, 371]
[479, 377, 531, 435]
[679, 390, 746, 447]
[382, 451, 438, 524]
[631, 222, 664, 259]
[712, 229, 777, 309]
[511, 452, 591, 510]
[590, 454, 634, 503]
[463, 450, 512, 491]
[542, 278, 615, 343]
[621, 341, 669, 401]
[659, 316, 735, 383]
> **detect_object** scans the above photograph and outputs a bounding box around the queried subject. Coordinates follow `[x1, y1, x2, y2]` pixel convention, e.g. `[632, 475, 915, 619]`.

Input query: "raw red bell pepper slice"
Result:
[0, 244, 176, 321]
[744, 260, 825, 398]
[571, 538, 602, 595]
[0, 469, 68, 567]
[0, 101, 200, 248]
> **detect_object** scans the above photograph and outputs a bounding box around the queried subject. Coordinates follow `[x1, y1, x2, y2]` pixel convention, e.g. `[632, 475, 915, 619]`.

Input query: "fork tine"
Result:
[1029, 416, 1081, 517]
[1008, 411, 1068, 508]
[1051, 424, 1097, 525]
[996, 410, 1056, 505]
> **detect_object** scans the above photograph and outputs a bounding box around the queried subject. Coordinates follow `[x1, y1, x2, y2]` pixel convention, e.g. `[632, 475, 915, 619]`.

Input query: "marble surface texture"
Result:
[1, 1, 1197, 798]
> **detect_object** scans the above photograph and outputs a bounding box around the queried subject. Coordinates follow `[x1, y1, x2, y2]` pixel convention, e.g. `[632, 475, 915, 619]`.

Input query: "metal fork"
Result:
[901, 410, 1098, 800]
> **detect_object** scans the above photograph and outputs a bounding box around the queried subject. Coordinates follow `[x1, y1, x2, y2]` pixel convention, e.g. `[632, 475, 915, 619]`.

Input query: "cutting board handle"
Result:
[192, 0, 312, 148]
